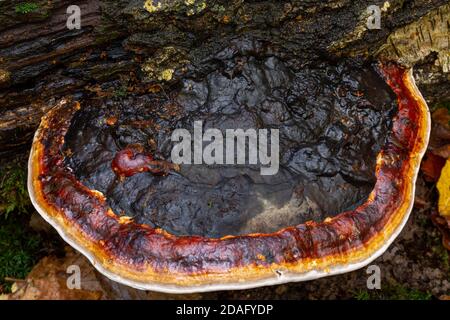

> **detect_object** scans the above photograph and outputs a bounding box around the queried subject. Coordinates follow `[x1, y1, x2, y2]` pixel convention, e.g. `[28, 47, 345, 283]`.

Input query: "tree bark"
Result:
[0, 0, 448, 158]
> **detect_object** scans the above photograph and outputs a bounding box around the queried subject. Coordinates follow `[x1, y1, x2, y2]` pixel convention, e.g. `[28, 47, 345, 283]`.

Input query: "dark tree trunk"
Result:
[0, 0, 448, 158]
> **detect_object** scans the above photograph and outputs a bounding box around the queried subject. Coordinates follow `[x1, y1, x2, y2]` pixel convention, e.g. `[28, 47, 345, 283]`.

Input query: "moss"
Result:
[388, 286, 433, 300]
[354, 290, 371, 300]
[0, 214, 42, 293]
[353, 284, 433, 300]
[211, 4, 226, 13]
[0, 161, 38, 292]
[0, 164, 31, 218]
[432, 245, 450, 271]
[114, 85, 128, 98]
[14, 2, 40, 14]
[0, 160, 65, 293]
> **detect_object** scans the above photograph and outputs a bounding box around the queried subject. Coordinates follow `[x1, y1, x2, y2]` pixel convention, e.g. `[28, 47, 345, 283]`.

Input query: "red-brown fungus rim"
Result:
[28, 64, 430, 293]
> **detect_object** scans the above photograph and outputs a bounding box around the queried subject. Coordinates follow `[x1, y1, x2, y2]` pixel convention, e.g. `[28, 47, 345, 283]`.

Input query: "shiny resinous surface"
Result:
[64, 53, 397, 238]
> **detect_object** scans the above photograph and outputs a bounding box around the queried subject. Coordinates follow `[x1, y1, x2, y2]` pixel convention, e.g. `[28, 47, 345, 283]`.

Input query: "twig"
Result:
[3, 277, 26, 283]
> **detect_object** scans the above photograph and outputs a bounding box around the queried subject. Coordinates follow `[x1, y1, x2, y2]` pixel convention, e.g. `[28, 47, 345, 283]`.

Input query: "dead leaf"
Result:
[432, 108, 450, 127]
[432, 212, 450, 251]
[429, 108, 450, 158]
[29, 212, 53, 233]
[1, 247, 205, 300]
[437, 159, 450, 216]
[148, 84, 162, 93]
[2, 247, 103, 300]
[432, 124, 450, 141]
[432, 144, 450, 159]
[421, 152, 446, 182]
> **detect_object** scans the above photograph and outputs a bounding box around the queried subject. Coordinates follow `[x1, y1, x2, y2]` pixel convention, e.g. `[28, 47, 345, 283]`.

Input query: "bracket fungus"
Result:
[28, 55, 430, 292]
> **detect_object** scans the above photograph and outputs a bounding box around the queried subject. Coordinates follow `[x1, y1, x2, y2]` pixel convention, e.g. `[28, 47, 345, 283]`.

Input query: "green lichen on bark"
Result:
[141, 46, 188, 82]
[143, 0, 207, 15]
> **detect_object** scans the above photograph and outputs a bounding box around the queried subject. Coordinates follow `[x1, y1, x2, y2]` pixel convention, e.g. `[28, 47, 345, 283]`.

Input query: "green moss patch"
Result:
[354, 284, 433, 300]
[0, 164, 31, 218]
[14, 2, 40, 14]
[0, 214, 42, 293]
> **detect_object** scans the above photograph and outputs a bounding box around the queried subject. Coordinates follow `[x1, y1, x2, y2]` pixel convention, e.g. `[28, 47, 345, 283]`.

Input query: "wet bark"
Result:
[0, 0, 448, 158]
